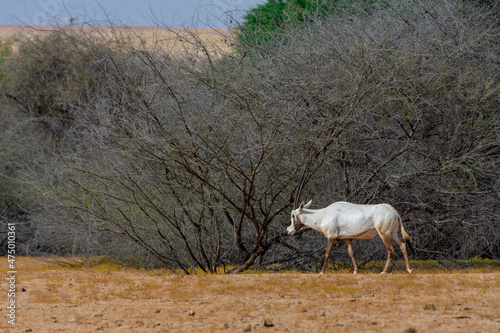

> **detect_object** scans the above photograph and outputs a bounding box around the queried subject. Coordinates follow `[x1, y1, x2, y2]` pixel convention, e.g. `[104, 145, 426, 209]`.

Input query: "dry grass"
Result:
[1, 257, 499, 332]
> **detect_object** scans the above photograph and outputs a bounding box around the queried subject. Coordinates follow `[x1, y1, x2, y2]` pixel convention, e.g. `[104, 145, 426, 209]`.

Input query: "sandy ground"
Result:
[0, 24, 231, 38]
[0, 24, 233, 57]
[1, 258, 499, 332]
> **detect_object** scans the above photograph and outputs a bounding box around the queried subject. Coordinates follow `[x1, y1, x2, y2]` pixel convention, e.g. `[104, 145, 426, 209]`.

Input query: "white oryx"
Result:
[288, 200, 414, 274]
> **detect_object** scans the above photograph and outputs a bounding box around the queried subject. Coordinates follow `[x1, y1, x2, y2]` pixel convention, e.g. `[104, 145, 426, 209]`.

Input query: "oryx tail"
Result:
[397, 214, 415, 257]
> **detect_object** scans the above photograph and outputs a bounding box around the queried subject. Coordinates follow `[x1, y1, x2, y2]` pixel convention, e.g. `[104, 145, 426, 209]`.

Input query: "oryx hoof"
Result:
[353, 270, 358, 275]
[318, 272, 324, 277]
[407, 268, 413, 274]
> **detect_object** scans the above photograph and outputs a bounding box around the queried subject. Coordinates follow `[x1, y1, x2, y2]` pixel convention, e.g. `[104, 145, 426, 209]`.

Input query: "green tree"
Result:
[238, 0, 334, 46]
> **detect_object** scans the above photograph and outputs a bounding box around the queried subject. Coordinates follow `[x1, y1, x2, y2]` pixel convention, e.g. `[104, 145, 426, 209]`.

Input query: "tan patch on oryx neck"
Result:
[292, 213, 304, 231]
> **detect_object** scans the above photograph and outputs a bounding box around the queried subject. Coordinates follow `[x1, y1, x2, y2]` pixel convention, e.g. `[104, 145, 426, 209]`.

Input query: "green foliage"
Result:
[237, 0, 376, 46]
[238, 0, 330, 45]
[0, 39, 13, 63]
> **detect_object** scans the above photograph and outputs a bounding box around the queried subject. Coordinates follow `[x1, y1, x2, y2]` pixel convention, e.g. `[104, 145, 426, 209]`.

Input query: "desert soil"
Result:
[0, 24, 233, 58]
[0, 258, 499, 332]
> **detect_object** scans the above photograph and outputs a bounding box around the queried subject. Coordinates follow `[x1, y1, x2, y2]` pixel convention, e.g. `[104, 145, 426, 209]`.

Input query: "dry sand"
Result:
[0, 25, 233, 57]
[1, 257, 499, 332]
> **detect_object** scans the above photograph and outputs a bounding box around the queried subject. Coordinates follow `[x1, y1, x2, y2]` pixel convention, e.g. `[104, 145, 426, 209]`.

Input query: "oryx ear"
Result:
[299, 201, 305, 212]
[304, 199, 312, 209]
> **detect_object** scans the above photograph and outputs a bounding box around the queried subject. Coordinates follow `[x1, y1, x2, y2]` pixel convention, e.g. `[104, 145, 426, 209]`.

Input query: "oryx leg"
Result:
[391, 232, 412, 273]
[343, 239, 358, 274]
[379, 233, 395, 274]
[320, 237, 336, 276]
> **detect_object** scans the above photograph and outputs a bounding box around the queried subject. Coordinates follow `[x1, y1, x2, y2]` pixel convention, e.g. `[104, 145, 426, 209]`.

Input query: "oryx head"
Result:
[288, 200, 312, 235]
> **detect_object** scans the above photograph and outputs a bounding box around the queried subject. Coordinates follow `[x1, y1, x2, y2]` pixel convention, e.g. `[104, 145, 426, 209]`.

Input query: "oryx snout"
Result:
[287, 225, 296, 235]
